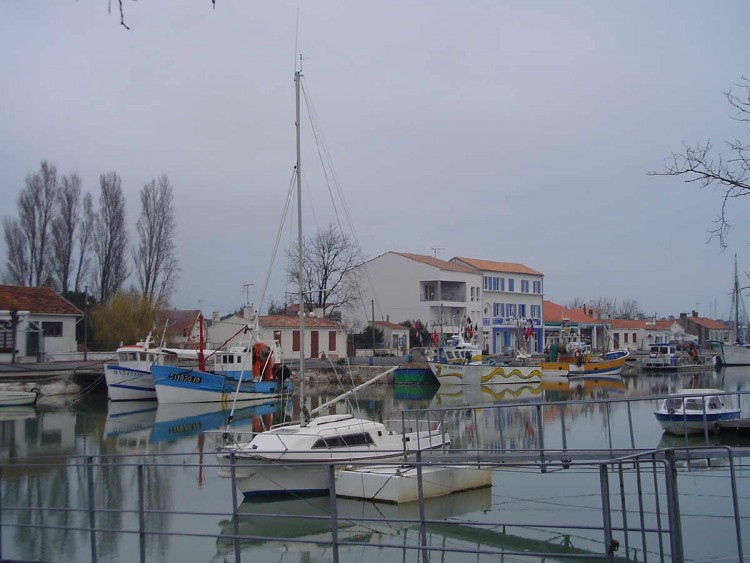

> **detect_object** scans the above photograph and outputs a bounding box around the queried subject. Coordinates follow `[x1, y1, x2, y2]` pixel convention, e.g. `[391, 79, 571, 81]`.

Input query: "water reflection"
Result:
[215, 486, 492, 557]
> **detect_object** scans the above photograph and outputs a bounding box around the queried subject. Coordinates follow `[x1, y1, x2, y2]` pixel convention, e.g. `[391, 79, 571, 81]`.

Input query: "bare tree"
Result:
[616, 298, 644, 320]
[50, 173, 82, 293]
[15, 162, 59, 286]
[92, 172, 129, 302]
[287, 224, 363, 316]
[133, 175, 179, 306]
[73, 193, 95, 293]
[2, 218, 30, 285]
[651, 76, 750, 248]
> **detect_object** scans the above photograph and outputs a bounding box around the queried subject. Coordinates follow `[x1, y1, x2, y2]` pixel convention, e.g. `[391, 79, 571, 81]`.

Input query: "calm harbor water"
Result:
[1, 366, 749, 562]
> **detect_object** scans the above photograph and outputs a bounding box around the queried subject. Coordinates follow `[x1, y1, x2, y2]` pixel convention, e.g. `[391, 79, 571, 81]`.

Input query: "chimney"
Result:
[680, 313, 687, 319]
[243, 305, 254, 319]
[692, 310, 698, 318]
[212, 311, 220, 324]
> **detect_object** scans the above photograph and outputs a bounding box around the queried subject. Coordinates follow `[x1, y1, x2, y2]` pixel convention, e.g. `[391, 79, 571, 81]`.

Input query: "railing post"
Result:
[664, 449, 684, 562]
[416, 450, 429, 562]
[328, 463, 340, 563]
[599, 463, 614, 563]
[626, 401, 635, 448]
[727, 450, 745, 562]
[138, 464, 145, 563]
[536, 404, 546, 473]
[617, 463, 630, 559]
[0, 466, 4, 561]
[559, 404, 567, 452]
[86, 456, 98, 563]
[230, 455, 240, 563]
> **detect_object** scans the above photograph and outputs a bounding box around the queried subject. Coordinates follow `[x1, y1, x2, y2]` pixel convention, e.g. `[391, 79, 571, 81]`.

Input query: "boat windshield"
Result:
[664, 398, 683, 410]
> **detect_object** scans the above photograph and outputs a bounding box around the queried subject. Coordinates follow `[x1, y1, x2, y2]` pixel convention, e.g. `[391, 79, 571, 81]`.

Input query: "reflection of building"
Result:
[0, 411, 76, 461]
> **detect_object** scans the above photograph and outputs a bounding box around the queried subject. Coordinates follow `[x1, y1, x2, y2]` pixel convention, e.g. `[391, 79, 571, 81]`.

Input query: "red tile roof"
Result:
[259, 315, 339, 328]
[543, 301, 600, 324]
[393, 252, 477, 274]
[686, 317, 730, 330]
[157, 309, 200, 333]
[453, 257, 543, 276]
[375, 320, 408, 330]
[0, 285, 81, 315]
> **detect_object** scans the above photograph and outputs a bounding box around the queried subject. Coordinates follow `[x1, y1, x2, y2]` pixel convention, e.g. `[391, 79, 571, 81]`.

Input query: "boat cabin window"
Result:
[119, 352, 138, 362]
[707, 397, 723, 410]
[664, 398, 683, 410]
[684, 399, 704, 411]
[311, 432, 375, 449]
[139, 352, 148, 362]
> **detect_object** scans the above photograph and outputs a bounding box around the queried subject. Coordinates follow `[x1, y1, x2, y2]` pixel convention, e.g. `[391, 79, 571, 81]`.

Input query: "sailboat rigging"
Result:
[214, 67, 450, 497]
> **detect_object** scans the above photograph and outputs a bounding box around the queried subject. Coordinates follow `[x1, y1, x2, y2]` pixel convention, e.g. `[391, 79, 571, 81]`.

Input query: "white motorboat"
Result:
[215, 69, 450, 497]
[217, 414, 449, 496]
[0, 388, 40, 407]
[653, 388, 741, 435]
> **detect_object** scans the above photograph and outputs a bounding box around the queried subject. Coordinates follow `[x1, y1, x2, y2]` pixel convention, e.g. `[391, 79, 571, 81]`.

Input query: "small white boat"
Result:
[0, 388, 40, 407]
[654, 388, 741, 435]
[104, 333, 165, 401]
[217, 414, 450, 496]
[642, 344, 679, 369]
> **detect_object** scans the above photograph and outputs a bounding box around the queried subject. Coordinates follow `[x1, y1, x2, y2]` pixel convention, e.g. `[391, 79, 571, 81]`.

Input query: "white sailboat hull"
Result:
[718, 343, 750, 366]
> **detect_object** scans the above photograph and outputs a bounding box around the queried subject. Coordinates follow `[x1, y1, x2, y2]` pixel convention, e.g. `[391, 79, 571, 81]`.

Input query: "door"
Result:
[310, 331, 319, 358]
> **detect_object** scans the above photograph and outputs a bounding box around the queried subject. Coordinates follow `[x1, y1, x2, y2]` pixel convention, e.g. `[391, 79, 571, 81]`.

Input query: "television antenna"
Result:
[431, 247, 443, 258]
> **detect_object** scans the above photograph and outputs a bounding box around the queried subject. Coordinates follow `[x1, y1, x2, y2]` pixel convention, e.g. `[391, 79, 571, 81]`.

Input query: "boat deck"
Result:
[716, 417, 750, 433]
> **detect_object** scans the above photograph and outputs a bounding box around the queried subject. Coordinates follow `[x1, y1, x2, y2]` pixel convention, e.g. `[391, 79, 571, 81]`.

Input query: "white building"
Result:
[451, 257, 544, 354]
[208, 307, 347, 361]
[346, 252, 544, 354]
[346, 252, 483, 340]
[0, 285, 82, 362]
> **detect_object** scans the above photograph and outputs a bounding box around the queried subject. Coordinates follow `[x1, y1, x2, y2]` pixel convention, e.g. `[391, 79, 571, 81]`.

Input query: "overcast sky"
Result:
[2, 2, 750, 321]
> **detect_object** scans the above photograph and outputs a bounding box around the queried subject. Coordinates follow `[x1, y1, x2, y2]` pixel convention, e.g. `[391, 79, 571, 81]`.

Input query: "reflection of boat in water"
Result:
[658, 431, 750, 449]
[393, 383, 438, 401]
[541, 375, 627, 401]
[151, 398, 291, 443]
[431, 383, 543, 407]
[104, 401, 158, 438]
[717, 366, 750, 392]
[0, 389, 40, 407]
[0, 405, 36, 421]
[215, 486, 492, 553]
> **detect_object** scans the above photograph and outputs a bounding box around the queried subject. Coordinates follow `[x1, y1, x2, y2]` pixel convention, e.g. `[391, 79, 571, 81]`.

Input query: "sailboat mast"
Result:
[735, 253, 741, 339]
[295, 69, 308, 422]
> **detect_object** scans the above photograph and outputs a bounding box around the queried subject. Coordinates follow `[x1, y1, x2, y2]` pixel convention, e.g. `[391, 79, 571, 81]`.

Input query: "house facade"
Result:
[542, 301, 607, 351]
[345, 252, 483, 342]
[451, 257, 544, 354]
[374, 320, 410, 355]
[0, 285, 82, 362]
[208, 307, 347, 361]
[345, 252, 544, 355]
[677, 312, 732, 347]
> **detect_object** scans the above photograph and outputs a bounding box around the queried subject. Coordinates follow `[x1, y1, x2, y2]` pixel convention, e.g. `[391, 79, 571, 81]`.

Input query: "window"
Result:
[519, 304, 526, 317]
[292, 330, 300, 352]
[624, 333, 629, 344]
[507, 303, 517, 316]
[42, 321, 63, 337]
[521, 280, 529, 293]
[530, 305, 541, 319]
[312, 432, 375, 448]
[493, 303, 504, 317]
[0, 329, 12, 353]
[532, 280, 542, 294]
[632, 333, 637, 343]
[424, 284, 436, 300]
[508, 279, 515, 292]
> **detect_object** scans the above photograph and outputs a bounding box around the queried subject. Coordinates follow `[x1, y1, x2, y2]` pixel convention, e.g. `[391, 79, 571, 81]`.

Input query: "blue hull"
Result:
[152, 365, 293, 403]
